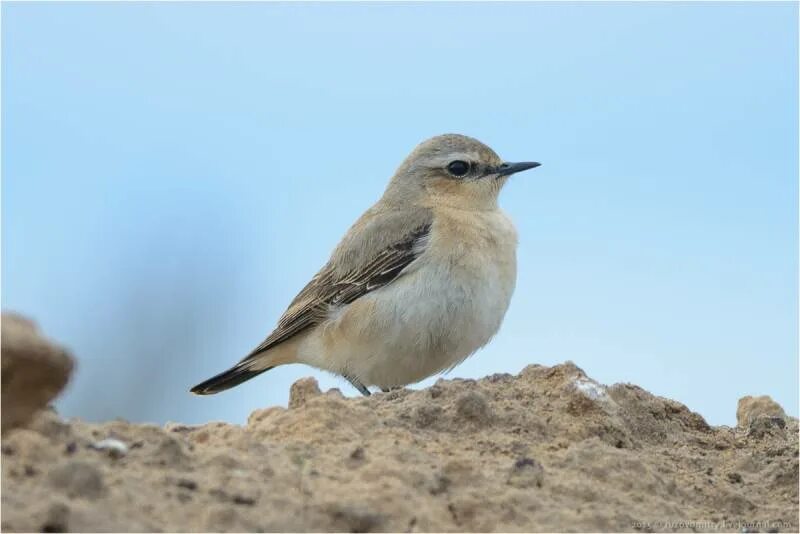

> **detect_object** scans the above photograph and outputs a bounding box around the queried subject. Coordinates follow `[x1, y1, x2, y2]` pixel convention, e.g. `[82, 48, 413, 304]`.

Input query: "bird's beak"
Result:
[496, 161, 541, 176]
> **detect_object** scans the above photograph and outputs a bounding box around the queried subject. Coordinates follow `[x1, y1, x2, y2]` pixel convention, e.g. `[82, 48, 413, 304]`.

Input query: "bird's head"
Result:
[383, 134, 540, 210]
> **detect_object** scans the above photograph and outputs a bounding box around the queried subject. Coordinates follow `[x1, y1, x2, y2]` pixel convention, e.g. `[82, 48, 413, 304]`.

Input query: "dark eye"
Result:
[446, 160, 471, 177]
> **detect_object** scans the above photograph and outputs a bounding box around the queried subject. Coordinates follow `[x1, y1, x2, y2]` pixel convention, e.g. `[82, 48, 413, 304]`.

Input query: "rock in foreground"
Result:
[1, 313, 74, 432]
[2, 363, 797, 532]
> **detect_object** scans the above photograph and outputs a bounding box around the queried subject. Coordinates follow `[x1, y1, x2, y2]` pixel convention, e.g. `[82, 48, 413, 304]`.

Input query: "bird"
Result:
[190, 134, 540, 397]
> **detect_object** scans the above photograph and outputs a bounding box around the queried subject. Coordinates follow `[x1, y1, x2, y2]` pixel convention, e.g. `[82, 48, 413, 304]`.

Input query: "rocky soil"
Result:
[1, 316, 798, 532]
[1, 313, 73, 433]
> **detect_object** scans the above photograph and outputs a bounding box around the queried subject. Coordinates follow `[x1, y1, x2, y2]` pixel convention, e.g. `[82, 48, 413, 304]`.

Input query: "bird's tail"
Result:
[191, 334, 301, 395]
[190, 362, 274, 395]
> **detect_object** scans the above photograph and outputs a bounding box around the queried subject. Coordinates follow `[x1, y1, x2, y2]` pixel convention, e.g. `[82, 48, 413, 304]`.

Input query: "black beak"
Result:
[496, 161, 541, 176]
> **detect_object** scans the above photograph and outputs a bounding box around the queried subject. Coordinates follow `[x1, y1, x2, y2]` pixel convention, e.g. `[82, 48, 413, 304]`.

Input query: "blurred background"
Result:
[2, 2, 796, 426]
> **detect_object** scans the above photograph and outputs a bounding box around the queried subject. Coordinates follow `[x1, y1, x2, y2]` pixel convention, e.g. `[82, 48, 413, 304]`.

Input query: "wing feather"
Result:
[244, 223, 431, 358]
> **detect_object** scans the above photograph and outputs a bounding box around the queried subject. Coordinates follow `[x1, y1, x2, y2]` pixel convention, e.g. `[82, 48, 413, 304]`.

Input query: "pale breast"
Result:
[426, 208, 518, 356]
[306, 208, 519, 388]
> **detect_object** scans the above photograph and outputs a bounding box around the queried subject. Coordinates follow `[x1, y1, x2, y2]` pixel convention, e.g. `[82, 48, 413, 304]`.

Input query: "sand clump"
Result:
[2, 354, 798, 532]
[1, 313, 74, 432]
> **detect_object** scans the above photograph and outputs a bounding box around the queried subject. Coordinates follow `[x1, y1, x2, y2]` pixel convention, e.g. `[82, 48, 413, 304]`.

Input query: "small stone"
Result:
[165, 423, 201, 434]
[572, 377, 611, 402]
[289, 377, 322, 409]
[455, 391, 492, 425]
[507, 457, 544, 488]
[747, 415, 787, 439]
[487, 373, 513, 383]
[519, 363, 545, 378]
[736, 395, 786, 428]
[41, 502, 70, 533]
[429, 474, 450, 495]
[428, 385, 444, 399]
[326, 503, 384, 533]
[345, 446, 366, 469]
[89, 438, 129, 459]
[232, 494, 256, 506]
[727, 472, 743, 484]
[380, 388, 409, 401]
[176, 478, 198, 491]
[209, 487, 256, 506]
[326, 388, 345, 399]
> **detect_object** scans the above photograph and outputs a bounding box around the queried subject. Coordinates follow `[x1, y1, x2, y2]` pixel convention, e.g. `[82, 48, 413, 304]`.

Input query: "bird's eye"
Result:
[446, 160, 471, 177]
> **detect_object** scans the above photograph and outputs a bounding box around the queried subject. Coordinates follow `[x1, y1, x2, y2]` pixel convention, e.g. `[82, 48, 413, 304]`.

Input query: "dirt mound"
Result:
[2, 359, 797, 532]
[1, 313, 74, 432]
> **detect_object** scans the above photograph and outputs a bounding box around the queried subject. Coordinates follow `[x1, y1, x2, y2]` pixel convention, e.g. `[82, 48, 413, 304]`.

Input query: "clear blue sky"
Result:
[3, 2, 797, 426]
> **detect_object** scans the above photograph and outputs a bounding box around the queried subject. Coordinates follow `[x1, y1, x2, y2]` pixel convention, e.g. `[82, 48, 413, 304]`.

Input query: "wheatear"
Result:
[191, 134, 539, 396]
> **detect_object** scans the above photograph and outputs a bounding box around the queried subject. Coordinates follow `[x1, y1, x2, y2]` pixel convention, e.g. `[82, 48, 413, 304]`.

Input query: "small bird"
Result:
[191, 134, 540, 396]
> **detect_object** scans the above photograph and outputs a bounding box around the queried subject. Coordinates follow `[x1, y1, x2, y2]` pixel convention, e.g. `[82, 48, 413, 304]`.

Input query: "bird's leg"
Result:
[345, 375, 371, 396]
[381, 386, 400, 393]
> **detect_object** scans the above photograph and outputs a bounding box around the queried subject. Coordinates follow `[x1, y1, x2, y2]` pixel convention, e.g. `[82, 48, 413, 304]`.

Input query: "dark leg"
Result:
[345, 375, 371, 396]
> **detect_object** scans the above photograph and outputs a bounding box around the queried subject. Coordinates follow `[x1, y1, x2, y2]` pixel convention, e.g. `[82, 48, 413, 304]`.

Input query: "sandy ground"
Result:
[2, 357, 798, 532]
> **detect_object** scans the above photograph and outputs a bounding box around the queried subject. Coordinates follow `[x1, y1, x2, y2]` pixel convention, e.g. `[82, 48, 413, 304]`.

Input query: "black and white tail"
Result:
[190, 363, 274, 395]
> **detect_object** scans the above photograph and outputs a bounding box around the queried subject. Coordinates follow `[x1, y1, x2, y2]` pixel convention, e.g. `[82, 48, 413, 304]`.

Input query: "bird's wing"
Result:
[243, 221, 432, 359]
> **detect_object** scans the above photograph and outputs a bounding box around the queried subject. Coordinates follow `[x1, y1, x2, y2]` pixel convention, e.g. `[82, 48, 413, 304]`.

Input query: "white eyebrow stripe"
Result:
[423, 152, 482, 169]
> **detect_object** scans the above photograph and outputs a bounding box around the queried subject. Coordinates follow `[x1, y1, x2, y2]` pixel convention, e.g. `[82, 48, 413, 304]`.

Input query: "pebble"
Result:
[455, 391, 492, 425]
[89, 438, 129, 459]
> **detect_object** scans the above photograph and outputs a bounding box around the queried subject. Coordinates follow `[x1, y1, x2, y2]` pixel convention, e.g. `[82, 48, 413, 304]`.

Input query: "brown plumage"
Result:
[190, 134, 539, 396]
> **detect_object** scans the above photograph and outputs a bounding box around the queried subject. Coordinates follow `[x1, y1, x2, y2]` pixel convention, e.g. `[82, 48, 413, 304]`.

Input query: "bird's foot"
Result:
[345, 375, 371, 396]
